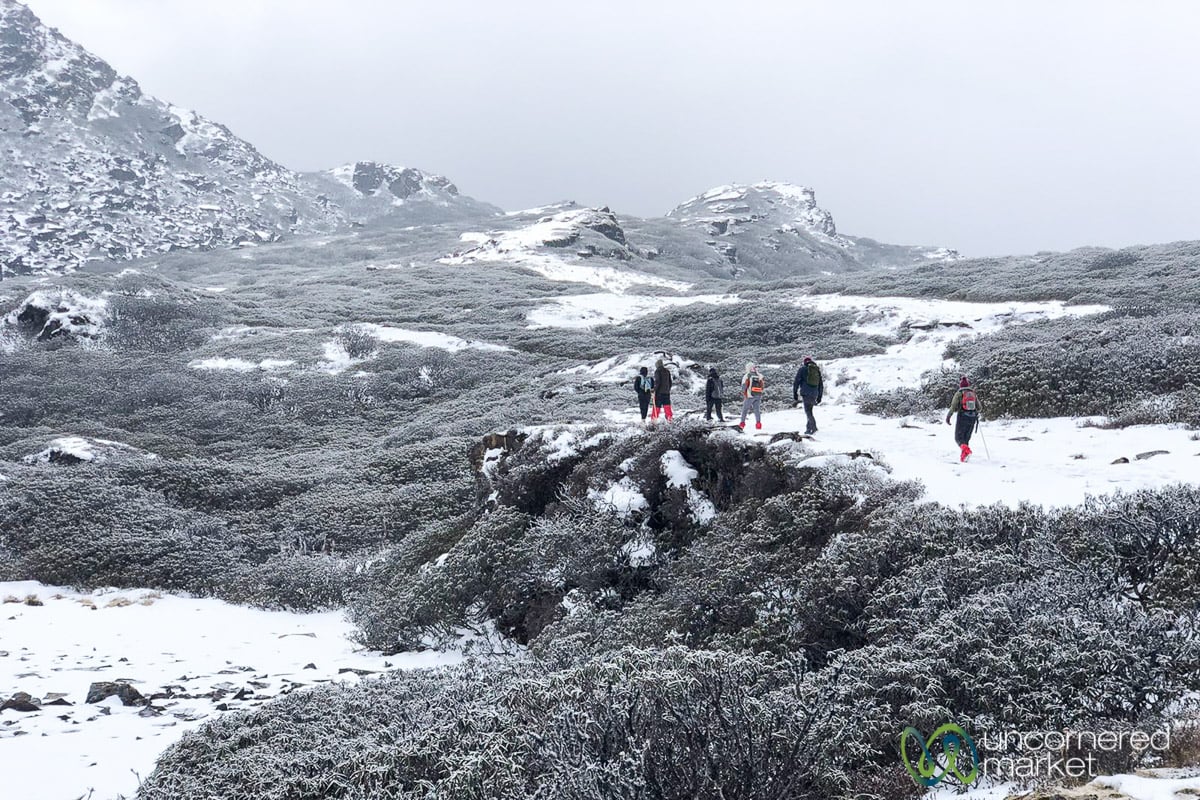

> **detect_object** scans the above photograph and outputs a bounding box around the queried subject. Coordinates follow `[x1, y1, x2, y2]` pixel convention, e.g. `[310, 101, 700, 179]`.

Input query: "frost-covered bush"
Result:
[139, 648, 850, 800]
[929, 311, 1200, 419]
[223, 552, 351, 612]
[106, 293, 223, 351]
[0, 473, 241, 592]
[855, 386, 938, 418]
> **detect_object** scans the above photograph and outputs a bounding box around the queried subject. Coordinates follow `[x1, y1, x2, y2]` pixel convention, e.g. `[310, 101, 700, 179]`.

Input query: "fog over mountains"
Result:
[0, 0, 957, 280]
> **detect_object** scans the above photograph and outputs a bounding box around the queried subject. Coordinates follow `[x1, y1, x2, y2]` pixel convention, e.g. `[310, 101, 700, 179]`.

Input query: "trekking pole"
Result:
[977, 418, 991, 460]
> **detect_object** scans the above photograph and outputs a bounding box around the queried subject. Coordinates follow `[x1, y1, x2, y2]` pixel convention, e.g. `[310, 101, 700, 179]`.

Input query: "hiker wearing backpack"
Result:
[634, 366, 654, 421]
[739, 363, 765, 430]
[652, 358, 674, 421]
[792, 356, 824, 436]
[945, 376, 982, 462]
[704, 367, 725, 422]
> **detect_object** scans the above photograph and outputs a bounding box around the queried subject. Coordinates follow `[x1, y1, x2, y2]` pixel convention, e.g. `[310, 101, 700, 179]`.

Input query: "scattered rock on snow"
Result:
[1111, 457, 1130, 465]
[85, 681, 146, 706]
[1, 692, 41, 712]
[1009, 436, 1034, 441]
[1135, 450, 1170, 460]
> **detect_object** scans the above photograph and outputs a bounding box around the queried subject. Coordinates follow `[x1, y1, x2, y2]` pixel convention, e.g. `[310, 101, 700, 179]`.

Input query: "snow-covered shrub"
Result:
[855, 385, 938, 418]
[1053, 485, 1200, 612]
[938, 311, 1200, 419]
[0, 473, 240, 592]
[139, 648, 849, 800]
[334, 324, 378, 359]
[106, 293, 222, 351]
[224, 552, 350, 612]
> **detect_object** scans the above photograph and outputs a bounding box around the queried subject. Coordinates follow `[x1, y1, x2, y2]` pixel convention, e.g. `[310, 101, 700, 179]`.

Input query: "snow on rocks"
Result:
[442, 207, 691, 293]
[660, 450, 717, 524]
[23, 436, 153, 466]
[671, 182, 845, 244]
[0, 582, 460, 800]
[4, 288, 108, 341]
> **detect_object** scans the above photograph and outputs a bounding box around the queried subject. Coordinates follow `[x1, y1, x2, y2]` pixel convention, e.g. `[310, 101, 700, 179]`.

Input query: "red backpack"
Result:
[961, 389, 977, 412]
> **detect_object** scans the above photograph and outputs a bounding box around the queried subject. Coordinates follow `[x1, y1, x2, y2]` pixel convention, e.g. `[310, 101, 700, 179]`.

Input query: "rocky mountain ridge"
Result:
[0, 0, 490, 277]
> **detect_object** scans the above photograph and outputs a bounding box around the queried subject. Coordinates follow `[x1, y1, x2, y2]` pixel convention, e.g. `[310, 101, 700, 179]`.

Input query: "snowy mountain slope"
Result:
[0, 1, 489, 277]
[660, 182, 960, 278]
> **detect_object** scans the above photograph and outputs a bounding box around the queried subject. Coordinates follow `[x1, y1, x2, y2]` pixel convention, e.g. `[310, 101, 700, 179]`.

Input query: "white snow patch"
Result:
[661, 450, 699, 488]
[441, 209, 691, 293]
[355, 323, 512, 353]
[660, 450, 718, 524]
[590, 477, 648, 516]
[26, 436, 96, 463]
[1093, 773, 1200, 800]
[528, 292, 739, 329]
[0, 581, 461, 800]
[786, 294, 1109, 395]
[87, 79, 128, 121]
[189, 357, 295, 372]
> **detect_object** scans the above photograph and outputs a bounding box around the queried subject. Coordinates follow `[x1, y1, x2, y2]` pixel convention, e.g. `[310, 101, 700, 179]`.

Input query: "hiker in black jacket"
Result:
[652, 358, 674, 421]
[793, 356, 824, 435]
[634, 366, 653, 421]
[704, 367, 725, 422]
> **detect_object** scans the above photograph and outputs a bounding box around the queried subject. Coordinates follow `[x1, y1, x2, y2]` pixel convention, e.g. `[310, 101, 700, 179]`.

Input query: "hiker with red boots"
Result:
[946, 376, 982, 462]
[739, 363, 765, 431]
[651, 358, 674, 421]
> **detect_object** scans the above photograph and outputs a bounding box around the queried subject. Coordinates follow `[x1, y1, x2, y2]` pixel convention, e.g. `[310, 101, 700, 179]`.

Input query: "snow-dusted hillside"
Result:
[0, 1, 490, 277]
[664, 182, 960, 278]
[301, 161, 501, 225]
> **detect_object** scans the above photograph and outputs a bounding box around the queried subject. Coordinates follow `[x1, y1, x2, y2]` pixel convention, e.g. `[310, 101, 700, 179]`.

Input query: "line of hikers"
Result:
[633, 356, 825, 435]
[634, 359, 983, 461]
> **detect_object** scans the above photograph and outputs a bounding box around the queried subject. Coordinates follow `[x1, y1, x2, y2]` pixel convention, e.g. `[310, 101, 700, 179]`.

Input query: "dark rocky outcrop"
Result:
[85, 681, 146, 706]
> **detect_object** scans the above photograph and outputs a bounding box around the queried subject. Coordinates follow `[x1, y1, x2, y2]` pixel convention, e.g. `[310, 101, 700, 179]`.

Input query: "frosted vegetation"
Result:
[3, 231, 1200, 799]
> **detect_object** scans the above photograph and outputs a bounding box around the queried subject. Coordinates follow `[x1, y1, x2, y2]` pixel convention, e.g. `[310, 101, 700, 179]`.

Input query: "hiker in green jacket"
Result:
[946, 376, 982, 462]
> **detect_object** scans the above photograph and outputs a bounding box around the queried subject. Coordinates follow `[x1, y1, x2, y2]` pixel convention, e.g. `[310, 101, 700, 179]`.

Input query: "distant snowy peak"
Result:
[300, 162, 500, 225]
[327, 162, 459, 201]
[670, 182, 844, 243]
[665, 181, 959, 276]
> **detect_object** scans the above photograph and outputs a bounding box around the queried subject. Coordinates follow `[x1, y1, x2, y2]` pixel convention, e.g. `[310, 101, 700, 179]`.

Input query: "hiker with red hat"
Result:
[946, 376, 982, 462]
[792, 356, 824, 436]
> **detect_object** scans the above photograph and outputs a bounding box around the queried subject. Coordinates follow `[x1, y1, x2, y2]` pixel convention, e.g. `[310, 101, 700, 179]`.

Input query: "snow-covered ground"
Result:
[528, 292, 739, 329]
[441, 209, 690, 293]
[930, 770, 1200, 800]
[356, 323, 512, 352]
[598, 294, 1200, 509]
[787, 294, 1110, 394]
[0, 582, 460, 800]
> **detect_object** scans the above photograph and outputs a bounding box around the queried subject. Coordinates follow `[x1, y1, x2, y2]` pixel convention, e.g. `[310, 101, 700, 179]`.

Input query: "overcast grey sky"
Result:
[20, 0, 1200, 256]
